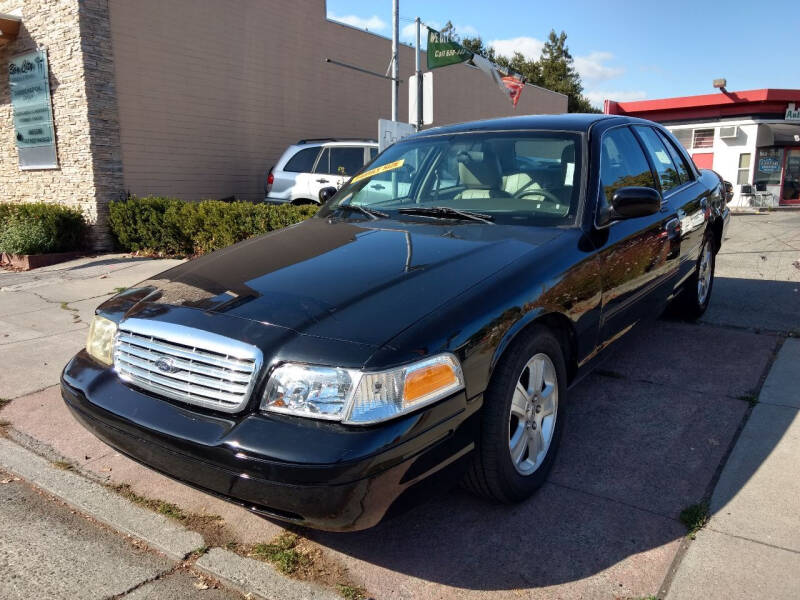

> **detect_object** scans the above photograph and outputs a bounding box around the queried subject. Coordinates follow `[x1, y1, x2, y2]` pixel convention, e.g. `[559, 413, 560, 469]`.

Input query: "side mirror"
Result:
[318, 186, 337, 203]
[722, 180, 734, 203]
[610, 187, 661, 219]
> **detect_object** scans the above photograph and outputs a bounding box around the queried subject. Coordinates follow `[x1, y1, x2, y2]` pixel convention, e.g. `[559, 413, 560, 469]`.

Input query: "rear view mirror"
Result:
[318, 186, 337, 203]
[611, 187, 661, 219]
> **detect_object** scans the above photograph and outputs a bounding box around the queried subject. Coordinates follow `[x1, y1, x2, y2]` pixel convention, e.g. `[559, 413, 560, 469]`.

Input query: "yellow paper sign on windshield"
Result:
[350, 159, 405, 184]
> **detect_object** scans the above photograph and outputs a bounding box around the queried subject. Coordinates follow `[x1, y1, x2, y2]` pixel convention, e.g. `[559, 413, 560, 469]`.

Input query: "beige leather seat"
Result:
[502, 172, 540, 196]
[456, 151, 509, 199]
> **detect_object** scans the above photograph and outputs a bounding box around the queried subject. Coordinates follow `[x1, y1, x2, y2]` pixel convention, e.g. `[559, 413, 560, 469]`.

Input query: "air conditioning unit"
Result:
[719, 125, 739, 139]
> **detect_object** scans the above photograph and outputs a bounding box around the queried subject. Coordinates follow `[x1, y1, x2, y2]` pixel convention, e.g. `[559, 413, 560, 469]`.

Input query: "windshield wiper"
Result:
[336, 204, 389, 220]
[398, 206, 494, 224]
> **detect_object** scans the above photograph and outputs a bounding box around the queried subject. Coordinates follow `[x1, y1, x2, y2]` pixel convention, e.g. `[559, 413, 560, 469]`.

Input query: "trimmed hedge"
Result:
[108, 197, 318, 256]
[0, 203, 87, 255]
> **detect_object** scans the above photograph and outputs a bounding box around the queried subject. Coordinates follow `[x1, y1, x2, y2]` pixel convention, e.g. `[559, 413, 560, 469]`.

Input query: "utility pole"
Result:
[391, 0, 399, 121]
[415, 17, 422, 131]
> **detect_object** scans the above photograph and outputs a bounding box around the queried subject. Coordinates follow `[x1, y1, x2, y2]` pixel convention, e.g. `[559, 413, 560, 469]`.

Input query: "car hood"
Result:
[130, 217, 563, 348]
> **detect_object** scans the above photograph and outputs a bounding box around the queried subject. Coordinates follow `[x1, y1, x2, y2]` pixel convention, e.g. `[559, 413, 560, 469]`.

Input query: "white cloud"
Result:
[574, 52, 624, 82]
[585, 89, 647, 108]
[328, 12, 387, 32]
[488, 36, 544, 61]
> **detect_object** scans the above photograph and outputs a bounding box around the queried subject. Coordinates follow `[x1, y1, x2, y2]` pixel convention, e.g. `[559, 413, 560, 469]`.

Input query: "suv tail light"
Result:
[265, 168, 274, 195]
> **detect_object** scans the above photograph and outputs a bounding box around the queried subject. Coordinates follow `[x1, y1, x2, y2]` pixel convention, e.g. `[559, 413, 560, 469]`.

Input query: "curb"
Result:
[196, 548, 340, 600]
[0, 437, 203, 561]
[0, 436, 342, 600]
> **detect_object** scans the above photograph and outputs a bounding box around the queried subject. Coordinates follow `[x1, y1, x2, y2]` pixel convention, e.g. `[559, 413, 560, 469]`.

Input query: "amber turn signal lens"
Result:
[403, 363, 459, 406]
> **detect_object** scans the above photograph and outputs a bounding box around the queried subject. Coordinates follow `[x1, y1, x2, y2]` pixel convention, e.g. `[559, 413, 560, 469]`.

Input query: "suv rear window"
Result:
[284, 147, 320, 173]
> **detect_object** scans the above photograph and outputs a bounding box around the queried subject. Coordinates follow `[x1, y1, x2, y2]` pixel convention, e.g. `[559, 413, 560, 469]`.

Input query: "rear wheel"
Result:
[671, 231, 716, 321]
[463, 327, 566, 503]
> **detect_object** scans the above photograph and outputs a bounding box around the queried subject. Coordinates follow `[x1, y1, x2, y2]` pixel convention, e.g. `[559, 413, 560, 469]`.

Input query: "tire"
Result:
[463, 326, 567, 503]
[672, 230, 716, 321]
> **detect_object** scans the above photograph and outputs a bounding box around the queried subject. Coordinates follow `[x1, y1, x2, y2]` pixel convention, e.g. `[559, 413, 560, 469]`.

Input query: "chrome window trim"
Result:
[113, 318, 263, 413]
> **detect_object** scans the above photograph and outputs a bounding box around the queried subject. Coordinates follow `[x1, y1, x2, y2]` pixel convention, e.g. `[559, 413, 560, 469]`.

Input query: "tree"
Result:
[538, 30, 597, 113]
[435, 24, 598, 113]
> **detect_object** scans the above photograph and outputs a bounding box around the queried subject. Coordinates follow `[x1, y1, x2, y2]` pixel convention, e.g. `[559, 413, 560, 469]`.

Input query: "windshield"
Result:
[317, 131, 583, 226]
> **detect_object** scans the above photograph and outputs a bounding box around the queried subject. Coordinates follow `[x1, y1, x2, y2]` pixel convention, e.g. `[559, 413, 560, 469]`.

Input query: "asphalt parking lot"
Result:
[1, 211, 798, 599]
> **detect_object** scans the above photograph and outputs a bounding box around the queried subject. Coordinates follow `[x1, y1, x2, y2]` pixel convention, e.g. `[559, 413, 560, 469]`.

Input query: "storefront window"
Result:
[755, 148, 783, 188]
[737, 153, 751, 185]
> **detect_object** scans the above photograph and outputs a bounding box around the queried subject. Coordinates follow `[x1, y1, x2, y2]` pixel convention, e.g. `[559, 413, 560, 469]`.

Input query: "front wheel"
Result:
[462, 327, 566, 503]
[671, 231, 716, 320]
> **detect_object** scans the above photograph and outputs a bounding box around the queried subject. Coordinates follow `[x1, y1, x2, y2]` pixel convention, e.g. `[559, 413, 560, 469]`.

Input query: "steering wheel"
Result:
[515, 188, 563, 205]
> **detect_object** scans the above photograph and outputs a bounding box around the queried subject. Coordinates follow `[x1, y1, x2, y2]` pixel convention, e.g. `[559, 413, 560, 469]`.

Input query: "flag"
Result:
[471, 54, 526, 107]
[427, 28, 525, 107]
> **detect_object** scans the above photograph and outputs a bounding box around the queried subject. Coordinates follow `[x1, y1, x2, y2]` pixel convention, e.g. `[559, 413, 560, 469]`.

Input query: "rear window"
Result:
[283, 147, 320, 173]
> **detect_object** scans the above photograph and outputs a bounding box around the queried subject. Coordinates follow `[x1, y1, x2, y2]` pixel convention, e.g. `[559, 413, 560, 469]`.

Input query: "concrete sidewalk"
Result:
[667, 338, 800, 600]
[0, 254, 184, 400]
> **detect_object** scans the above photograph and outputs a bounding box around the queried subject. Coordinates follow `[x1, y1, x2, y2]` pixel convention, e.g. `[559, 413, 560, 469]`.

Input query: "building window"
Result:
[670, 129, 692, 151]
[737, 153, 751, 185]
[692, 128, 714, 149]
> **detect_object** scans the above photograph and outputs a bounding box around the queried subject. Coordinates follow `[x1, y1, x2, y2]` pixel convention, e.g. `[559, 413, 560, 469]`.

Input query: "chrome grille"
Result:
[113, 318, 262, 413]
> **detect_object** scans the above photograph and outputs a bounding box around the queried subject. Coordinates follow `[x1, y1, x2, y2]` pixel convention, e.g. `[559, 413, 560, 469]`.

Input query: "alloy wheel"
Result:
[508, 353, 558, 476]
[697, 243, 713, 305]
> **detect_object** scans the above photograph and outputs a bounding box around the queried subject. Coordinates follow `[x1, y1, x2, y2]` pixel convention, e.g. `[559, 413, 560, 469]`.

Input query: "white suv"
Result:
[265, 139, 378, 204]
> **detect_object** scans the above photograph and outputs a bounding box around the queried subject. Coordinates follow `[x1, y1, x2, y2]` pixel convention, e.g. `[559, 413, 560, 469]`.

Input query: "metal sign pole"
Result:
[391, 0, 399, 122]
[415, 17, 422, 131]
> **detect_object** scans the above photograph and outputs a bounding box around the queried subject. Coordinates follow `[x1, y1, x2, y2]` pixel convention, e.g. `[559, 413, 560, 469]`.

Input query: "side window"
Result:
[283, 147, 320, 173]
[313, 148, 330, 174]
[634, 126, 682, 193]
[328, 147, 366, 176]
[599, 127, 656, 214]
[656, 129, 694, 183]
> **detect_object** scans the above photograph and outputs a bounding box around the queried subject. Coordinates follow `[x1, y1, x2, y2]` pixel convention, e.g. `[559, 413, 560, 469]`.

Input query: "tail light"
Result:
[265, 168, 274, 195]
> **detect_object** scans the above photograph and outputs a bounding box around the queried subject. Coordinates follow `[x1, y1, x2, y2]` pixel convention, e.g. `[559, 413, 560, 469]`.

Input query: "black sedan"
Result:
[63, 114, 729, 531]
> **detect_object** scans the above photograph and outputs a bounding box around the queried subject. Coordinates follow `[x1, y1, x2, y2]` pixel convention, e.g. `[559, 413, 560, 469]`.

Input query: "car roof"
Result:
[411, 113, 631, 139]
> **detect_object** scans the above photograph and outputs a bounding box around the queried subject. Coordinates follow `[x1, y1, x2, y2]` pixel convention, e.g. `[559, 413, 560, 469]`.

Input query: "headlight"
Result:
[86, 315, 117, 365]
[260, 354, 464, 425]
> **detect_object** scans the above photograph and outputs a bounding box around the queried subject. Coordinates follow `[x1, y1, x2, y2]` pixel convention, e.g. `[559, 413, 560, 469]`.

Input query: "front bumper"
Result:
[62, 351, 478, 531]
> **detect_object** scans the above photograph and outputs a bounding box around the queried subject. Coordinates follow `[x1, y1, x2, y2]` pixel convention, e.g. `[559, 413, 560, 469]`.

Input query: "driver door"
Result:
[595, 126, 678, 345]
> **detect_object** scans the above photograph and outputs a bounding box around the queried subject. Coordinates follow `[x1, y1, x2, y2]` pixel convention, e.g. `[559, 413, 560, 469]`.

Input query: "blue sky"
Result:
[327, 0, 798, 107]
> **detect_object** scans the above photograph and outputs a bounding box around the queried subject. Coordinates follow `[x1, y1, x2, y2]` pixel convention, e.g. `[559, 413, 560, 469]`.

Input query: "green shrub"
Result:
[0, 203, 87, 255]
[108, 196, 317, 256]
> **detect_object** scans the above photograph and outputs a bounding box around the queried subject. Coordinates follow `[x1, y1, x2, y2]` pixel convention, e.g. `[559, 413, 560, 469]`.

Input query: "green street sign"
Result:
[427, 28, 473, 70]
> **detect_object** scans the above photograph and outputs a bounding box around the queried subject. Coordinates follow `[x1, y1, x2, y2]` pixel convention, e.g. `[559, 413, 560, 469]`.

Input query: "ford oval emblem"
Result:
[155, 357, 177, 374]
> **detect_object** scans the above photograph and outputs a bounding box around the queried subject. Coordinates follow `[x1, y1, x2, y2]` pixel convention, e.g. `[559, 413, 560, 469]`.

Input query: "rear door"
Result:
[636, 125, 708, 286]
[595, 125, 678, 345]
[307, 146, 368, 201]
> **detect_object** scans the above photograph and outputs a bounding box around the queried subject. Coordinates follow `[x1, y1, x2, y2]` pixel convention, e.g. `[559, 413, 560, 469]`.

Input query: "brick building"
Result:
[0, 0, 567, 248]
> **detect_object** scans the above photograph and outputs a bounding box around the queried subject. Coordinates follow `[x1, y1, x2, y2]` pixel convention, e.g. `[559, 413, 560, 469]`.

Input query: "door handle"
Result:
[316, 178, 329, 183]
[663, 217, 681, 239]
[372, 184, 385, 190]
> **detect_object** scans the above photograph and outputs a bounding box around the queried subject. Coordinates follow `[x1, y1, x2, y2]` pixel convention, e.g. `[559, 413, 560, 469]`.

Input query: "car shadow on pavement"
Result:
[306, 297, 787, 592]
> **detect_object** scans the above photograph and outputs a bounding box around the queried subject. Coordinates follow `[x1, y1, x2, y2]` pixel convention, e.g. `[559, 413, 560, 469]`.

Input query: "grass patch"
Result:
[111, 483, 189, 520]
[59, 302, 78, 312]
[680, 501, 710, 538]
[337, 583, 368, 600]
[53, 460, 73, 471]
[113, 287, 128, 294]
[250, 532, 311, 575]
[738, 393, 759, 406]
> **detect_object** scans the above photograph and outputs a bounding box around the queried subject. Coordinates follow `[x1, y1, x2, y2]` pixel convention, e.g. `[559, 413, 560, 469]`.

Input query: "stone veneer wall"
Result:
[0, 0, 123, 249]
